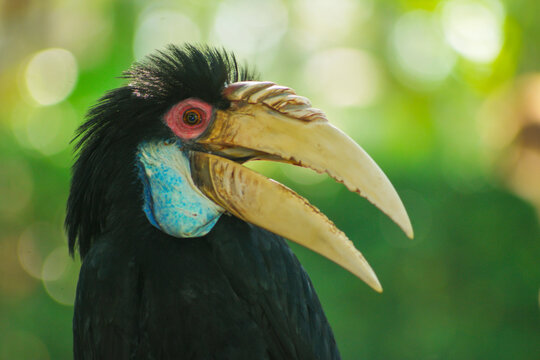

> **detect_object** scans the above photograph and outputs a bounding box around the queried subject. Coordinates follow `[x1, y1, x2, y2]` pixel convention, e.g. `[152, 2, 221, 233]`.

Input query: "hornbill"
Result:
[66, 45, 413, 359]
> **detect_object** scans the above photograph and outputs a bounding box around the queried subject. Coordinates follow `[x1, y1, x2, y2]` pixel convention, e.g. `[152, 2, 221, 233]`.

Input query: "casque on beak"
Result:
[190, 81, 413, 292]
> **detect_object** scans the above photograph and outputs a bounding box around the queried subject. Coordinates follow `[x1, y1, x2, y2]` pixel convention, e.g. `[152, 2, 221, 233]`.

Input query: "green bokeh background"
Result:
[1, 0, 539, 359]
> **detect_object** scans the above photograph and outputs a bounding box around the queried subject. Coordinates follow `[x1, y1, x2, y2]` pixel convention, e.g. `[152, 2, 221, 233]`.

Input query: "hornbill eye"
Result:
[165, 98, 213, 139]
[183, 109, 202, 126]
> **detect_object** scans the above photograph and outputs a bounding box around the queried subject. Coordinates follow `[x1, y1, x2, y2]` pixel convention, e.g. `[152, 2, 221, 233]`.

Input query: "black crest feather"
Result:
[66, 44, 255, 258]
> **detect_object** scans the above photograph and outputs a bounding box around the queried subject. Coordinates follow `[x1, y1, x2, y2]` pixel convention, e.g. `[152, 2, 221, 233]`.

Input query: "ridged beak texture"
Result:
[191, 81, 413, 292]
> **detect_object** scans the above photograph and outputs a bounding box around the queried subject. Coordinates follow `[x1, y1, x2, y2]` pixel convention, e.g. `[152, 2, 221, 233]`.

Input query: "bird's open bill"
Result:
[190, 81, 413, 292]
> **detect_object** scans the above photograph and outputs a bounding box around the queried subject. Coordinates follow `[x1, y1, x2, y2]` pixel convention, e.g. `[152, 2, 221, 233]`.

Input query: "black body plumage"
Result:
[66, 45, 340, 359]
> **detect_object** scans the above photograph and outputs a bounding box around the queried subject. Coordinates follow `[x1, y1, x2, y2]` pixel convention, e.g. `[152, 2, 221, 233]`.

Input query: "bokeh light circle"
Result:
[133, 7, 201, 60]
[390, 10, 456, 88]
[441, 0, 504, 63]
[24, 48, 78, 106]
[293, 0, 373, 48]
[41, 247, 70, 281]
[211, 0, 288, 57]
[18, 223, 64, 280]
[42, 246, 81, 306]
[303, 48, 382, 107]
[11, 102, 79, 156]
[48, 7, 113, 68]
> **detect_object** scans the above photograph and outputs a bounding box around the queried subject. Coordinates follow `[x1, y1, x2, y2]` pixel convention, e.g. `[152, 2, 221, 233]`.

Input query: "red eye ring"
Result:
[165, 98, 213, 140]
[183, 108, 202, 126]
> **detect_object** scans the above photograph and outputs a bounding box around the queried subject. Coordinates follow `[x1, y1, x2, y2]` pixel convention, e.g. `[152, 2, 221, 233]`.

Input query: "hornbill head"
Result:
[66, 45, 413, 292]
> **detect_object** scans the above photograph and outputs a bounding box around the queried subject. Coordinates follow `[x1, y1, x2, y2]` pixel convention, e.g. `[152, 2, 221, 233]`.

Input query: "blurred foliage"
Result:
[1, 0, 539, 359]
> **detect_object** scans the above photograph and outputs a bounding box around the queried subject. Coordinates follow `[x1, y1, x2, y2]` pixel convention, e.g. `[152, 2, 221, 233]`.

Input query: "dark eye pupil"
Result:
[184, 110, 201, 125]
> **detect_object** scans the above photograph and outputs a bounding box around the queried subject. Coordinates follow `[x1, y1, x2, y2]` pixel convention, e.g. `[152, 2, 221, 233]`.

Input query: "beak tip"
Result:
[362, 265, 383, 293]
[403, 220, 414, 240]
[392, 206, 414, 240]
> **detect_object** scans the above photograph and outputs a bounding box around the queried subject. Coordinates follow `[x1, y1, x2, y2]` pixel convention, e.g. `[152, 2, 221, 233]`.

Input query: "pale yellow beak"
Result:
[191, 81, 413, 292]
